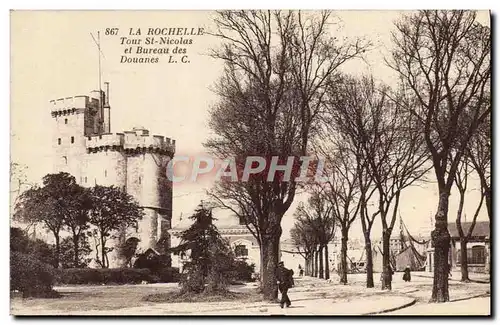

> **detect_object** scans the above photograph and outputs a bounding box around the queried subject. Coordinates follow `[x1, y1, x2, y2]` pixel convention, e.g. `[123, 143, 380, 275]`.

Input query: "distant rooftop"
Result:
[448, 221, 490, 238]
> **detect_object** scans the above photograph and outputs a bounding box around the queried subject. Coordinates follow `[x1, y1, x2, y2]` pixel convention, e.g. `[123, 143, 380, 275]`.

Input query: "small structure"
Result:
[169, 221, 260, 272]
[426, 221, 490, 274]
[448, 221, 490, 273]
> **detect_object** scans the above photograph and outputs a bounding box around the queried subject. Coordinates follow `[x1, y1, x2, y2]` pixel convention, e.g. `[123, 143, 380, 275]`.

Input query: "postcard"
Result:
[10, 10, 491, 316]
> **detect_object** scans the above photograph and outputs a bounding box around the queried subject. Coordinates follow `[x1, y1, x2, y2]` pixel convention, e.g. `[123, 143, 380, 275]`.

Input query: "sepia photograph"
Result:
[9, 9, 491, 316]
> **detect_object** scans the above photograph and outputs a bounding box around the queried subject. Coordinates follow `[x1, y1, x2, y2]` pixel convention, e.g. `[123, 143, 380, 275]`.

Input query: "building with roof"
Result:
[426, 221, 490, 273]
[169, 215, 261, 272]
[449, 221, 490, 273]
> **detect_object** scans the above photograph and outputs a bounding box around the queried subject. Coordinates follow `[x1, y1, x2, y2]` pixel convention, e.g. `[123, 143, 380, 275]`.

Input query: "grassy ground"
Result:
[143, 289, 261, 303]
[11, 284, 179, 313]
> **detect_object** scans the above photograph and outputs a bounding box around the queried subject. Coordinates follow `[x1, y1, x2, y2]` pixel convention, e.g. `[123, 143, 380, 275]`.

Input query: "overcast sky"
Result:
[11, 10, 490, 240]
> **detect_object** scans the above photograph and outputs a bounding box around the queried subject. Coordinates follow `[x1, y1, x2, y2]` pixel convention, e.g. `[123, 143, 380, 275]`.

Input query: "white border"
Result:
[2, 2, 498, 324]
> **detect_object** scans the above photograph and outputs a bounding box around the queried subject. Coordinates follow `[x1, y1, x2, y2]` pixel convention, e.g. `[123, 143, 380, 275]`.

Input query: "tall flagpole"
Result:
[98, 31, 103, 130]
[91, 31, 104, 131]
[98, 31, 102, 93]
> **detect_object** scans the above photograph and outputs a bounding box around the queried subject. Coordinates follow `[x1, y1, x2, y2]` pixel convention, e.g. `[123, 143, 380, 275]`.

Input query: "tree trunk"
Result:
[259, 248, 264, 283]
[324, 245, 330, 280]
[364, 233, 374, 288]
[340, 229, 348, 284]
[310, 252, 314, 276]
[313, 250, 317, 276]
[381, 229, 391, 290]
[478, 173, 491, 220]
[308, 254, 312, 276]
[319, 245, 324, 279]
[54, 233, 61, 268]
[100, 234, 107, 268]
[314, 249, 319, 277]
[309, 253, 313, 276]
[431, 191, 451, 302]
[460, 238, 470, 282]
[73, 235, 80, 268]
[485, 189, 491, 220]
[261, 234, 280, 301]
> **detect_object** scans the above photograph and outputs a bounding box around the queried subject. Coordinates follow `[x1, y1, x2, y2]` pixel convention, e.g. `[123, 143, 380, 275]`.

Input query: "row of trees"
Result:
[391, 11, 490, 302]
[14, 172, 144, 268]
[205, 10, 490, 303]
[205, 10, 370, 301]
[291, 192, 335, 280]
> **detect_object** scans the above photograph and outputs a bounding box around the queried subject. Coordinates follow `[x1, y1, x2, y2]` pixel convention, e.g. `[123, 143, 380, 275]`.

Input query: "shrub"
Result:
[156, 267, 180, 283]
[11, 251, 59, 298]
[133, 251, 177, 283]
[11, 227, 57, 267]
[59, 236, 92, 268]
[55, 268, 159, 285]
[232, 260, 256, 282]
[133, 252, 171, 270]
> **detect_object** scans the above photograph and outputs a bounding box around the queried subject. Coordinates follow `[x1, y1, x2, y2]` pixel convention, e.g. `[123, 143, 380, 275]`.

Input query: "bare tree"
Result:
[453, 155, 484, 282]
[467, 115, 491, 219]
[389, 10, 490, 302]
[315, 142, 360, 285]
[324, 75, 379, 288]
[10, 162, 31, 213]
[293, 191, 335, 279]
[290, 216, 319, 276]
[206, 10, 369, 300]
[326, 76, 429, 289]
[357, 163, 379, 288]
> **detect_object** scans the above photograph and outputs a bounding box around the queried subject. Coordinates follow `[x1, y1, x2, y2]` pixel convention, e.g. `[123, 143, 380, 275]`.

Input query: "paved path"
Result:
[200, 296, 415, 316]
[385, 297, 490, 316]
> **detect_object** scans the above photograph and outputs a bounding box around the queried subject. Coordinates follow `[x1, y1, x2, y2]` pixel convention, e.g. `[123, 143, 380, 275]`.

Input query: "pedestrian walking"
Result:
[298, 264, 304, 277]
[403, 265, 411, 282]
[276, 261, 294, 308]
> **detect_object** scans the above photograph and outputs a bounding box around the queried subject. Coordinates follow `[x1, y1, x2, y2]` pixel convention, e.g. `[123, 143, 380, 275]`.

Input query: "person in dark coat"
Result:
[276, 261, 293, 308]
[403, 265, 411, 282]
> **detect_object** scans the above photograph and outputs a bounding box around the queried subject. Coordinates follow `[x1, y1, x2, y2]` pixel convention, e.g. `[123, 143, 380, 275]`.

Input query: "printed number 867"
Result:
[105, 28, 119, 36]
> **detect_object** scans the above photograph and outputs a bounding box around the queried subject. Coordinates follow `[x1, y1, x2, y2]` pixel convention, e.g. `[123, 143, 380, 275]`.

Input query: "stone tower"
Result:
[50, 85, 175, 267]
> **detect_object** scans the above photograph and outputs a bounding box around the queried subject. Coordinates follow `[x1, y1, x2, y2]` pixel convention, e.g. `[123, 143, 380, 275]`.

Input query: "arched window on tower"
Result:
[64, 118, 68, 124]
[71, 136, 74, 144]
[58, 138, 61, 145]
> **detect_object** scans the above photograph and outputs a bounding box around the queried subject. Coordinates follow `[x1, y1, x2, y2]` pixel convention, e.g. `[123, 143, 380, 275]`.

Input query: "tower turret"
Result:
[50, 95, 101, 181]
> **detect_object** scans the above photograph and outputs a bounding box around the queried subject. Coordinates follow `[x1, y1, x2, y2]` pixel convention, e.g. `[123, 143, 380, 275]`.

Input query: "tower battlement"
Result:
[50, 95, 99, 117]
[86, 133, 125, 148]
[86, 128, 175, 156]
